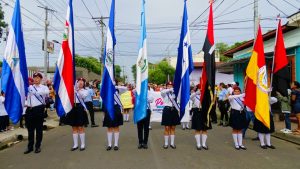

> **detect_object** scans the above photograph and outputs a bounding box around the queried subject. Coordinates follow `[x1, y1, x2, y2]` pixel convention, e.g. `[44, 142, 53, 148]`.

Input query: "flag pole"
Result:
[269, 15, 280, 97]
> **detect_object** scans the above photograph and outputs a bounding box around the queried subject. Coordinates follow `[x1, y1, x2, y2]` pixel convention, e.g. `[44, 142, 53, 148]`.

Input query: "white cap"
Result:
[231, 82, 236, 85]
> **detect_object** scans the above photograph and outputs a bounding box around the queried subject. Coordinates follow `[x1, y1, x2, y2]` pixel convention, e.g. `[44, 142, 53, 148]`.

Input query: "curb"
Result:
[272, 131, 300, 145]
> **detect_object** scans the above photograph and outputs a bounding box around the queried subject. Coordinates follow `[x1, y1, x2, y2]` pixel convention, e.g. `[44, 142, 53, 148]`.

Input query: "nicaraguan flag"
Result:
[174, 0, 194, 120]
[134, 0, 148, 124]
[101, 0, 117, 120]
[1, 0, 29, 124]
[53, 0, 75, 117]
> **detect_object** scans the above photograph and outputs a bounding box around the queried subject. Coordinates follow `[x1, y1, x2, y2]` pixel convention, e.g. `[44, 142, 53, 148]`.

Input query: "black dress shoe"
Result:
[91, 124, 99, 128]
[202, 146, 208, 150]
[260, 145, 267, 149]
[106, 146, 112, 151]
[24, 149, 33, 154]
[80, 147, 85, 151]
[143, 144, 148, 149]
[114, 146, 119, 151]
[170, 145, 176, 149]
[267, 145, 276, 149]
[239, 145, 247, 150]
[235, 146, 240, 150]
[138, 144, 143, 149]
[163, 145, 168, 149]
[70, 147, 78, 151]
[196, 146, 201, 150]
[34, 148, 41, 153]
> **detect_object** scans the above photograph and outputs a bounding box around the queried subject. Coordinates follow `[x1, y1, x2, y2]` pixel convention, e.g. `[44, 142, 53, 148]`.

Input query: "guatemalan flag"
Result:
[134, 0, 148, 124]
[101, 0, 117, 120]
[174, 0, 194, 120]
[53, 0, 75, 117]
[1, 0, 29, 124]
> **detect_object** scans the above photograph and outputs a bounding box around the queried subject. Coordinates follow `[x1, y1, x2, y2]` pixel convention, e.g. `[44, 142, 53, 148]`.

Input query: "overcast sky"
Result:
[0, 0, 299, 81]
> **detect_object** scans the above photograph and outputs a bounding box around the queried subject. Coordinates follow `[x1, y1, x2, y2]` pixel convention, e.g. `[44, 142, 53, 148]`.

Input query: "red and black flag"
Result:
[200, 0, 216, 127]
[272, 18, 290, 97]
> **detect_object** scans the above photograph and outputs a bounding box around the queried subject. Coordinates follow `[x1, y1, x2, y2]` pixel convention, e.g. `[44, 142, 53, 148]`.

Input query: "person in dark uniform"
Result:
[24, 72, 49, 154]
[161, 81, 180, 149]
[66, 78, 89, 151]
[228, 87, 247, 150]
[254, 96, 277, 149]
[103, 88, 125, 151]
[84, 82, 99, 127]
[136, 87, 154, 149]
[191, 87, 212, 150]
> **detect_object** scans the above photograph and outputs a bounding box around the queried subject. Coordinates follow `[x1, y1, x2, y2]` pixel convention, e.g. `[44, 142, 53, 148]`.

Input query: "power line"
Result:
[266, 0, 289, 17]
[283, 0, 300, 10]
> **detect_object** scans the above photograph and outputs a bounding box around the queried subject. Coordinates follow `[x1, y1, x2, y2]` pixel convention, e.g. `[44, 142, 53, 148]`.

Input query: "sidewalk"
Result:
[272, 119, 300, 145]
[0, 110, 60, 150]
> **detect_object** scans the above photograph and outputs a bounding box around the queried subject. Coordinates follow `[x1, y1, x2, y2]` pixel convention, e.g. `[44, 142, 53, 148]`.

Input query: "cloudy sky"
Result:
[0, 0, 299, 81]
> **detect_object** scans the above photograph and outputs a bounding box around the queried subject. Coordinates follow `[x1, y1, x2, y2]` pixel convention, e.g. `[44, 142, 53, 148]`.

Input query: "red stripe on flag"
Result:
[244, 77, 256, 111]
[61, 40, 74, 107]
[207, 4, 214, 45]
[274, 19, 288, 73]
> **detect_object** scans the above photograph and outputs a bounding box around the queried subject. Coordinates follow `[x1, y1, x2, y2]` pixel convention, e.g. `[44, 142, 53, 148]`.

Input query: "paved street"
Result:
[0, 112, 299, 169]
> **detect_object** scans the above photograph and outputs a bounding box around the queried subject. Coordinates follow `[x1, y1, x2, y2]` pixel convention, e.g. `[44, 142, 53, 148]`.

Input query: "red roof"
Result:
[223, 25, 297, 57]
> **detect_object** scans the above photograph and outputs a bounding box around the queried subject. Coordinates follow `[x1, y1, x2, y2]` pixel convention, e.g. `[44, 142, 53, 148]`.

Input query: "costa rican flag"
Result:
[53, 0, 75, 117]
[100, 0, 117, 120]
[1, 0, 29, 124]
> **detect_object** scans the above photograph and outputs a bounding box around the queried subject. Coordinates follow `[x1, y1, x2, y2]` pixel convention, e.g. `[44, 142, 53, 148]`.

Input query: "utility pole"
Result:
[38, 6, 55, 80]
[92, 16, 109, 78]
[122, 65, 126, 83]
[254, 0, 258, 37]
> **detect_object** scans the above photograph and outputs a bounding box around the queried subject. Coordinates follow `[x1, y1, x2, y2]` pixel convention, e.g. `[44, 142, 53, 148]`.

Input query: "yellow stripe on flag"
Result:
[246, 51, 259, 84]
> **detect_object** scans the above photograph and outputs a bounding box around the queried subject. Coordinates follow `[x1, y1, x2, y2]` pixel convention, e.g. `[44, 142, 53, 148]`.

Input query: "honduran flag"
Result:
[244, 25, 270, 129]
[1, 0, 29, 124]
[200, 0, 216, 126]
[53, 0, 75, 117]
[134, 0, 148, 124]
[174, 0, 194, 120]
[101, 0, 117, 120]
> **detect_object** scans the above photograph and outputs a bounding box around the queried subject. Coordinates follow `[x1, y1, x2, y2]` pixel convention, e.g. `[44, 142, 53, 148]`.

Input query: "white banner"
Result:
[149, 92, 191, 123]
[150, 92, 164, 122]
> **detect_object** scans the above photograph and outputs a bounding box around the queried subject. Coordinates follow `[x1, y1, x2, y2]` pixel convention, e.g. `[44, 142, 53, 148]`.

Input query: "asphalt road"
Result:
[0, 112, 299, 169]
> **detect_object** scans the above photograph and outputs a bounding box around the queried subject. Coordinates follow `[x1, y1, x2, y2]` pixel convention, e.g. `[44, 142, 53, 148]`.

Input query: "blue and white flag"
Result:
[100, 0, 117, 120]
[134, 0, 148, 124]
[1, 0, 29, 124]
[174, 0, 194, 120]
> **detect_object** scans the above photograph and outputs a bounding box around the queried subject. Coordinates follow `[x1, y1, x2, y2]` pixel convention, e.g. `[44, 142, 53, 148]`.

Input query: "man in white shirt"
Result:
[84, 82, 99, 127]
[24, 72, 49, 154]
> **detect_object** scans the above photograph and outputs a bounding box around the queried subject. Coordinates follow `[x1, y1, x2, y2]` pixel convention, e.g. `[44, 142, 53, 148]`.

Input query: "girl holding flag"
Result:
[66, 78, 89, 151]
[161, 81, 180, 149]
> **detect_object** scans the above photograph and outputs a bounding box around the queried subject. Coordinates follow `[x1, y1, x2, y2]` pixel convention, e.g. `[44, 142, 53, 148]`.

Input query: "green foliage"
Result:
[75, 55, 101, 74]
[0, 4, 7, 29]
[115, 65, 122, 82]
[148, 60, 175, 84]
[216, 41, 247, 62]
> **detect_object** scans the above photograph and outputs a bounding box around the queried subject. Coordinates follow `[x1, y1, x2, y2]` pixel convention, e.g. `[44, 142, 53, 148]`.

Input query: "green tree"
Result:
[75, 55, 101, 74]
[148, 60, 175, 84]
[115, 65, 122, 82]
[0, 4, 7, 39]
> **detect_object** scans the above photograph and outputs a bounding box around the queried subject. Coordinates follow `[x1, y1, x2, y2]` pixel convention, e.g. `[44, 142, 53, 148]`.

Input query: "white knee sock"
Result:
[164, 135, 169, 146]
[232, 134, 238, 147]
[123, 114, 126, 121]
[258, 133, 265, 146]
[201, 134, 208, 147]
[265, 133, 271, 146]
[114, 132, 120, 147]
[79, 133, 85, 148]
[170, 135, 175, 146]
[72, 133, 78, 148]
[237, 133, 243, 146]
[127, 114, 130, 121]
[107, 132, 113, 147]
[195, 134, 201, 147]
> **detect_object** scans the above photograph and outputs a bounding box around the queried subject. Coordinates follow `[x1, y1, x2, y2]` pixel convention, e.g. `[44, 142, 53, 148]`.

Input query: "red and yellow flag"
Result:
[244, 25, 270, 129]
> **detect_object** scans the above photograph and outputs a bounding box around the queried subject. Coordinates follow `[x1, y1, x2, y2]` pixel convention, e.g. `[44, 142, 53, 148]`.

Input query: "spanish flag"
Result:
[244, 25, 270, 129]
